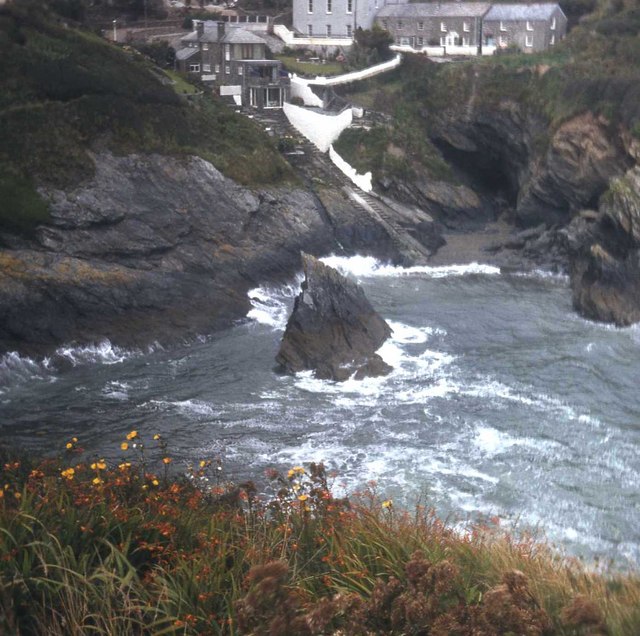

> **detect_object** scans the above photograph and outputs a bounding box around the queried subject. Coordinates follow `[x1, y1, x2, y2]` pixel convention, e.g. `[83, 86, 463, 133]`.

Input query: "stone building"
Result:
[175, 20, 289, 109]
[483, 3, 567, 52]
[292, 0, 397, 39]
[376, 2, 491, 50]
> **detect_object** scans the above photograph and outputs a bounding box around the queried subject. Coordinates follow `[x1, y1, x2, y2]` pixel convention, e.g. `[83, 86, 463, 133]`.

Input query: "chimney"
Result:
[217, 20, 225, 41]
[194, 20, 204, 37]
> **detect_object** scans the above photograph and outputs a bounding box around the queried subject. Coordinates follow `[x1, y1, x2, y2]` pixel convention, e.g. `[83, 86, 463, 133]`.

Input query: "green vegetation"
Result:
[0, 2, 292, 235]
[276, 55, 345, 77]
[336, 0, 640, 186]
[1, 433, 639, 634]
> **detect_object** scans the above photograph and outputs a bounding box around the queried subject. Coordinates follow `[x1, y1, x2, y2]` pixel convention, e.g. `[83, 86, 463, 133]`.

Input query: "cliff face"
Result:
[0, 151, 439, 355]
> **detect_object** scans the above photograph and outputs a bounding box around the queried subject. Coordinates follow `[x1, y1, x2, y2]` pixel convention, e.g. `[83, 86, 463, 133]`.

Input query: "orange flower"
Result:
[126, 430, 138, 441]
[121, 442, 129, 451]
[61, 468, 75, 480]
[162, 457, 172, 465]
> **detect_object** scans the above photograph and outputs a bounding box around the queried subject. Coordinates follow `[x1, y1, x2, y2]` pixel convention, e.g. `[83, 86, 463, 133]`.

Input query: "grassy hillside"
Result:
[1, 436, 639, 634]
[0, 2, 291, 234]
[335, 0, 640, 184]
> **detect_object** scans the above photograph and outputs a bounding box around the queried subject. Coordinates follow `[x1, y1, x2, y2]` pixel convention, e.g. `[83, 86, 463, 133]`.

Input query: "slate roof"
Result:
[484, 3, 562, 21]
[181, 24, 266, 46]
[175, 47, 199, 61]
[377, 2, 492, 19]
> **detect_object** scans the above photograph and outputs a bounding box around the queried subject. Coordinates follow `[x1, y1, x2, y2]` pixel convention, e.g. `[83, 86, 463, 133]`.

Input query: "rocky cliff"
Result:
[0, 151, 440, 355]
[275, 254, 392, 381]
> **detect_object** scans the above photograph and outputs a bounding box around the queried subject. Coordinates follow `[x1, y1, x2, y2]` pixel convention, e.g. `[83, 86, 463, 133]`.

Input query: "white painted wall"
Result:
[289, 77, 324, 107]
[283, 103, 352, 153]
[329, 145, 372, 192]
[274, 24, 353, 48]
[390, 44, 497, 57]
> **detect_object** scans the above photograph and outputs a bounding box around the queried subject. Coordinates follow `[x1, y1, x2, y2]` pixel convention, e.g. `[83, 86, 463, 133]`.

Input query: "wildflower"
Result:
[199, 460, 209, 468]
[153, 434, 161, 441]
[0, 490, 3, 499]
[126, 430, 138, 441]
[288, 466, 306, 478]
[382, 499, 393, 509]
[92, 477, 103, 486]
[14, 492, 21, 500]
[162, 457, 172, 465]
[152, 479, 159, 487]
[121, 442, 129, 451]
[298, 494, 309, 502]
[66, 442, 73, 450]
[90, 460, 107, 471]
[72, 437, 78, 443]
[61, 468, 75, 480]
[118, 462, 131, 471]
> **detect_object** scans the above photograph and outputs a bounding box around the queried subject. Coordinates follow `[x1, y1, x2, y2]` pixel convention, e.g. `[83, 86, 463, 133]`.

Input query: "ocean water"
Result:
[1, 256, 639, 568]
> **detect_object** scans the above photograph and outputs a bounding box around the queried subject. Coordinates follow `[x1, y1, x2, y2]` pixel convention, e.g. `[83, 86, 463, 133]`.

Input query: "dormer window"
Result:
[499, 21, 506, 31]
[440, 22, 447, 32]
[526, 21, 533, 31]
[327, 0, 332, 13]
[463, 22, 470, 32]
[550, 17, 556, 30]
[308, 0, 313, 13]
[347, 0, 352, 13]
[397, 20, 402, 29]
[418, 21, 424, 30]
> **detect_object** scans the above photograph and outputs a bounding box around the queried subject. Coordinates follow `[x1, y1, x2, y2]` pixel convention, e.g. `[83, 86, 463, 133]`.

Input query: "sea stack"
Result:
[275, 253, 393, 381]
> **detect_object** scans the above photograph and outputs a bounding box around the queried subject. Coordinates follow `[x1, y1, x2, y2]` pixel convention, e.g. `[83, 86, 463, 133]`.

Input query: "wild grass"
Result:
[1, 434, 639, 635]
[276, 55, 345, 78]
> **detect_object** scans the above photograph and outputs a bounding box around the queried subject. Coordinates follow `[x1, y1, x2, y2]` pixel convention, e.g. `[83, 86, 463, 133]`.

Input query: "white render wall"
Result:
[283, 102, 352, 152]
[329, 145, 372, 192]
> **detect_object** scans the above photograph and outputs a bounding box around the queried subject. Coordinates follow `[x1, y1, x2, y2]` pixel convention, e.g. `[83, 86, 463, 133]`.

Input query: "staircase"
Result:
[240, 107, 434, 265]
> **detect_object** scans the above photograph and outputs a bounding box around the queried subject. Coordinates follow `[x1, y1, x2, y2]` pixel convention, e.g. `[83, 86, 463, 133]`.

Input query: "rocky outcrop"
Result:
[568, 167, 640, 326]
[275, 254, 392, 381]
[0, 151, 442, 355]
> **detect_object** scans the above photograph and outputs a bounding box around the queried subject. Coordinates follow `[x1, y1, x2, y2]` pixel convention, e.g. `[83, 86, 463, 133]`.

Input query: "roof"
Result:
[222, 27, 266, 45]
[377, 3, 492, 19]
[484, 3, 562, 21]
[181, 24, 266, 45]
[175, 47, 199, 61]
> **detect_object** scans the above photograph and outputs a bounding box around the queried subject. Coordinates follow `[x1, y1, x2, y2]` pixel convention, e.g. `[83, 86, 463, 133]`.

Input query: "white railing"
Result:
[273, 24, 353, 47]
[390, 44, 496, 57]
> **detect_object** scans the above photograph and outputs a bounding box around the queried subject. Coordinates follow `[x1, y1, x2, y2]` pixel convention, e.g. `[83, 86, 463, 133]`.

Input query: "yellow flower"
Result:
[121, 442, 129, 451]
[97, 460, 107, 470]
[153, 434, 161, 441]
[61, 468, 75, 480]
[0, 489, 3, 498]
[152, 479, 159, 486]
[66, 442, 73, 450]
[162, 457, 172, 465]
[126, 430, 138, 441]
[92, 477, 103, 486]
[14, 492, 21, 500]
[298, 494, 309, 502]
[199, 460, 208, 468]
[381, 499, 393, 509]
[72, 437, 78, 443]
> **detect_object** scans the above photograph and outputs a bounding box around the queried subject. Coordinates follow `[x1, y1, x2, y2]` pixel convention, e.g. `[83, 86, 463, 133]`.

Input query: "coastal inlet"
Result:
[1, 256, 639, 568]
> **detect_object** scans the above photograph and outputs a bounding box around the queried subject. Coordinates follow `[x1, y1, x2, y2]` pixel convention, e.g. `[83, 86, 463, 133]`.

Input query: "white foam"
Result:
[55, 339, 136, 366]
[147, 399, 219, 417]
[246, 277, 303, 330]
[102, 381, 131, 401]
[320, 255, 501, 280]
[0, 351, 54, 388]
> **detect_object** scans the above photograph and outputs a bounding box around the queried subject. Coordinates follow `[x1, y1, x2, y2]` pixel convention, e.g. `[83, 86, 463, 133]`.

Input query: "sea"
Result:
[1, 255, 638, 569]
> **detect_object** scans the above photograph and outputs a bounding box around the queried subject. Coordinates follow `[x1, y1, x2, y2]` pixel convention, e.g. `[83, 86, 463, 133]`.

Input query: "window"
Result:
[526, 20, 533, 31]
[346, 24, 352, 37]
[326, 24, 331, 36]
[242, 44, 253, 58]
[189, 63, 200, 72]
[463, 36, 469, 46]
[550, 34, 555, 45]
[416, 36, 424, 46]
[238, 66, 243, 75]
[463, 21, 469, 32]
[308, 0, 313, 12]
[440, 22, 447, 32]
[202, 63, 211, 72]
[347, 0, 352, 12]
[499, 35, 507, 46]
[382, 20, 387, 29]
[374, 0, 378, 8]
[308, 24, 313, 35]
[225, 45, 230, 61]
[225, 64, 230, 74]
[499, 21, 506, 31]
[550, 17, 556, 30]
[215, 64, 220, 73]
[326, 0, 331, 13]
[202, 43, 209, 50]
[525, 34, 533, 47]
[418, 21, 424, 30]
[397, 20, 402, 29]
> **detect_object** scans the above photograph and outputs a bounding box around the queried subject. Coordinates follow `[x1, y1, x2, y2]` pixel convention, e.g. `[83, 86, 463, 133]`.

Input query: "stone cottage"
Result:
[376, 2, 491, 50]
[175, 20, 289, 109]
[482, 3, 567, 52]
